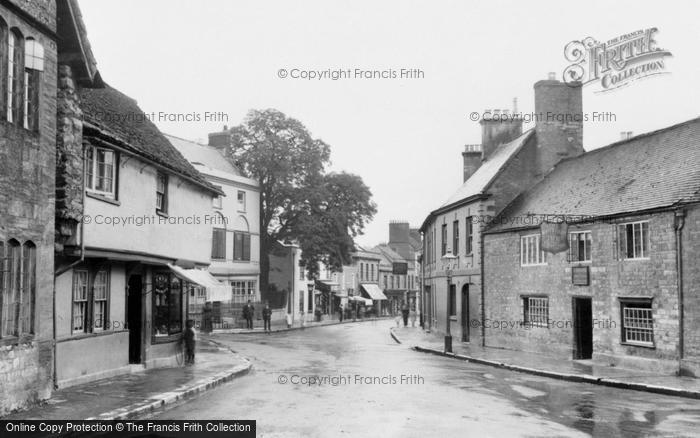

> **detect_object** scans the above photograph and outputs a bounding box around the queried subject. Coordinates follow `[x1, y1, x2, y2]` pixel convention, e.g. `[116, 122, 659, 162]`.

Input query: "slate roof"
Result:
[165, 134, 241, 175]
[488, 116, 700, 232]
[79, 85, 220, 195]
[439, 129, 535, 208]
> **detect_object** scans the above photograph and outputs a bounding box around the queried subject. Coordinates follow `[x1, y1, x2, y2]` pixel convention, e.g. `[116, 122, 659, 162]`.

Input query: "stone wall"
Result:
[0, 1, 57, 415]
[483, 211, 688, 373]
[55, 64, 84, 251]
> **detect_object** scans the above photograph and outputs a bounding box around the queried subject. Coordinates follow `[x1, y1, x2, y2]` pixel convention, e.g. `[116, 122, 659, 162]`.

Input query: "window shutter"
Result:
[243, 234, 251, 261]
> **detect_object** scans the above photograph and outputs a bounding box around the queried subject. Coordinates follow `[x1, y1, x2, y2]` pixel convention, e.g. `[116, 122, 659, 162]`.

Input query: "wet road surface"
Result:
[147, 320, 700, 437]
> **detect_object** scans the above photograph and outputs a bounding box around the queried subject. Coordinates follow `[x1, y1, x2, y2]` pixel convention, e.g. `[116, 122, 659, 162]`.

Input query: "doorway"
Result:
[461, 285, 469, 342]
[127, 275, 143, 364]
[572, 297, 593, 360]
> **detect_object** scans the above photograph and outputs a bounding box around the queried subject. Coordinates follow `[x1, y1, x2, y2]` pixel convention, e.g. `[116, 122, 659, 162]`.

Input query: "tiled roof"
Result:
[439, 129, 534, 208]
[78, 85, 220, 194]
[489, 116, 700, 232]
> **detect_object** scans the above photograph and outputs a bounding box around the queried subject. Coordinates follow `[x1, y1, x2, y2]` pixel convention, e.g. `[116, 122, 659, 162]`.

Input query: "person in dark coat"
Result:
[338, 303, 344, 322]
[401, 301, 410, 327]
[183, 319, 196, 365]
[262, 301, 272, 333]
[243, 300, 255, 329]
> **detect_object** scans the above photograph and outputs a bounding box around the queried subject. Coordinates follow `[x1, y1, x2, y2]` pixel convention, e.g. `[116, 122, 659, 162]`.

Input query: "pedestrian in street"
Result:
[409, 306, 417, 327]
[243, 300, 255, 330]
[262, 301, 272, 333]
[401, 301, 409, 327]
[338, 303, 344, 322]
[183, 319, 196, 365]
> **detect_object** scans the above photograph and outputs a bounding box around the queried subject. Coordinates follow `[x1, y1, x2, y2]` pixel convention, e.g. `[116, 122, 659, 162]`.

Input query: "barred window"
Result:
[521, 234, 545, 266]
[569, 231, 592, 262]
[619, 221, 649, 259]
[620, 300, 654, 346]
[523, 296, 549, 327]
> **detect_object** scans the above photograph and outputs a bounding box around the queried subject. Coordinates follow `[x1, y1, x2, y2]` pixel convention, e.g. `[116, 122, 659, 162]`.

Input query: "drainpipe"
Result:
[480, 223, 486, 347]
[52, 145, 87, 389]
[674, 209, 685, 375]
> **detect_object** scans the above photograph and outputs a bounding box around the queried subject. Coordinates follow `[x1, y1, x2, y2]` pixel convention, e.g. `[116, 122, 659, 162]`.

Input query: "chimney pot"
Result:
[548, 72, 556, 80]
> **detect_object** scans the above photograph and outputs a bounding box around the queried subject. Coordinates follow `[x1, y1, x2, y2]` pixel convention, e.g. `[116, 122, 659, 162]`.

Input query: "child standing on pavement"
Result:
[184, 319, 196, 365]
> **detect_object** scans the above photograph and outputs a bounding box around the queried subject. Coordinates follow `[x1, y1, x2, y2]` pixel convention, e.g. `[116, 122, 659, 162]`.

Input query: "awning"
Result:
[349, 296, 372, 306]
[167, 264, 230, 301]
[360, 283, 388, 300]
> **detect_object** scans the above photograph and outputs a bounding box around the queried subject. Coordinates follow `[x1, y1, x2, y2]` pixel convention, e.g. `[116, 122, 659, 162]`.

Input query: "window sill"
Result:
[59, 330, 128, 343]
[151, 333, 182, 344]
[621, 258, 651, 262]
[621, 341, 655, 349]
[0, 334, 35, 347]
[86, 191, 120, 206]
[521, 264, 548, 267]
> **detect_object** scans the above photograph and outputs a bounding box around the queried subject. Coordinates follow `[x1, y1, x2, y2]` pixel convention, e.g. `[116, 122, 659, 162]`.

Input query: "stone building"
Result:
[0, 0, 57, 415]
[483, 117, 700, 376]
[53, 0, 221, 387]
[420, 75, 583, 345]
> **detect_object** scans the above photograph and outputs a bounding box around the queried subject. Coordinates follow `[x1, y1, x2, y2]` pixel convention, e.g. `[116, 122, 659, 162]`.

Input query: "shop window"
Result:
[153, 272, 182, 337]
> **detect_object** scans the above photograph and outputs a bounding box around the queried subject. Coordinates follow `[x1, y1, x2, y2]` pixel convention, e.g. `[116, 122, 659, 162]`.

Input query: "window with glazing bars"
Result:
[621, 302, 653, 345]
[523, 296, 548, 327]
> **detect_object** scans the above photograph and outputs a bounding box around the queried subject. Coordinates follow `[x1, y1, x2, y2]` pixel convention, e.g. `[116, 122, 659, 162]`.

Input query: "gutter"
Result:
[52, 145, 87, 389]
[674, 209, 686, 375]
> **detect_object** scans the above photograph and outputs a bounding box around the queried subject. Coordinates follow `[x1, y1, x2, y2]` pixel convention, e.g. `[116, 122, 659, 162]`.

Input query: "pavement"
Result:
[212, 315, 391, 334]
[391, 325, 700, 400]
[150, 319, 700, 437]
[2, 339, 251, 420]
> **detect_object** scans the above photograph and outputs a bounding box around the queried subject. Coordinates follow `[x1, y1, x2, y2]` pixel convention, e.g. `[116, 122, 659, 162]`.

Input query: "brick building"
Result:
[483, 117, 700, 376]
[0, 0, 57, 415]
[420, 76, 583, 345]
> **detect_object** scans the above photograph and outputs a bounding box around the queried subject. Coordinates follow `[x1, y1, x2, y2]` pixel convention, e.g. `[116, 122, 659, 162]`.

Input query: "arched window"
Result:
[23, 37, 43, 131]
[234, 215, 249, 232]
[7, 29, 24, 124]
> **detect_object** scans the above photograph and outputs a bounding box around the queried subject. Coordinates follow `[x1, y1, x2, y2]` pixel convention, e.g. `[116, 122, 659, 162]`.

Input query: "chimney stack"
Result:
[620, 131, 633, 140]
[462, 144, 482, 182]
[480, 108, 523, 160]
[208, 126, 231, 149]
[533, 74, 583, 177]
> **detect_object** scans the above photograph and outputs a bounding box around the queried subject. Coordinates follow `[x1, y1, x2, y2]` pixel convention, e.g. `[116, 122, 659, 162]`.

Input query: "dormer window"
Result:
[86, 145, 117, 198]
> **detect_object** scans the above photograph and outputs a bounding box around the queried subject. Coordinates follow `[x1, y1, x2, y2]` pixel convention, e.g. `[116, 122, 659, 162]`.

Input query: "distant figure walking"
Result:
[401, 301, 409, 327]
[338, 304, 344, 322]
[262, 301, 272, 333]
[243, 300, 255, 329]
[409, 306, 417, 327]
[183, 319, 196, 365]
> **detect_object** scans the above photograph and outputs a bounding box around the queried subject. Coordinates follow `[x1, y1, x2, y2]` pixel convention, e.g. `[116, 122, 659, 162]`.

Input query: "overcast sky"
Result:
[79, 0, 699, 247]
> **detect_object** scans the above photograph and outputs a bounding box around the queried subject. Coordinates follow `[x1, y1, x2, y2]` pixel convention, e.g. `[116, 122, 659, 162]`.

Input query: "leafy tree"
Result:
[228, 109, 376, 299]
